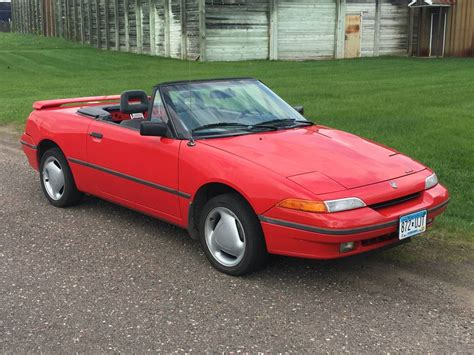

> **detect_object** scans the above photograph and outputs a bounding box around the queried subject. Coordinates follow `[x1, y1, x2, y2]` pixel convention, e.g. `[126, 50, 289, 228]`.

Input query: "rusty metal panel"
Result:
[445, 0, 473, 56]
[276, 0, 336, 60]
[205, 0, 269, 61]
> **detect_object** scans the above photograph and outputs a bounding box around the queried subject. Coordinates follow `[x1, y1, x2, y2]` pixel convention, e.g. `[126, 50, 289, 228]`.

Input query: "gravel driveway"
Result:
[0, 127, 472, 352]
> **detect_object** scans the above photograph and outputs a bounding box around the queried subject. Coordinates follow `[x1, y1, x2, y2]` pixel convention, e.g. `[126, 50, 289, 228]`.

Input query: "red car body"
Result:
[21, 87, 449, 261]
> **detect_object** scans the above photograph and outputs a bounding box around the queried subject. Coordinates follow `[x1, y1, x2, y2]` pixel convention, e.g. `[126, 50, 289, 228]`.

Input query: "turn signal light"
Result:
[278, 199, 327, 213]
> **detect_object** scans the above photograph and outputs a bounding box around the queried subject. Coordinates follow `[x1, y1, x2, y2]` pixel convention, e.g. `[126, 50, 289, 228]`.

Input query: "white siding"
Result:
[379, 0, 409, 55]
[205, 0, 269, 61]
[185, 0, 200, 59]
[276, 0, 336, 60]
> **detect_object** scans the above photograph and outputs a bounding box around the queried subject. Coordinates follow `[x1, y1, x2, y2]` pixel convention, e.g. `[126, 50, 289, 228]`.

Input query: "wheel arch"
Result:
[187, 182, 256, 240]
[37, 139, 62, 166]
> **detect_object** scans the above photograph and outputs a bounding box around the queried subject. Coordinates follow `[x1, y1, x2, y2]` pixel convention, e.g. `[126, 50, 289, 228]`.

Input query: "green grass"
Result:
[1, 33, 473, 241]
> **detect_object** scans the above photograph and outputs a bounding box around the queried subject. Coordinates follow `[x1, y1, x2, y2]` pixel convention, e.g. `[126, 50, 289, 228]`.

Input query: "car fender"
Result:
[178, 140, 317, 230]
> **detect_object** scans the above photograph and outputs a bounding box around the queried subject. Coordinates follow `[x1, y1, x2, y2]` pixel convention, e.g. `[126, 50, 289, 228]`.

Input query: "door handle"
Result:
[89, 132, 103, 139]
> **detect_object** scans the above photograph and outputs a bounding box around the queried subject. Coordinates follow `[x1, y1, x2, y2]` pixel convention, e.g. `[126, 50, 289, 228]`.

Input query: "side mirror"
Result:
[140, 121, 168, 137]
[293, 105, 304, 115]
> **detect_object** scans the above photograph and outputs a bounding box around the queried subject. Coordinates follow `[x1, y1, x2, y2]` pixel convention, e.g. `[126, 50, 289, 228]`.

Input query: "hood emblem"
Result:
[390, 181, 398, 189]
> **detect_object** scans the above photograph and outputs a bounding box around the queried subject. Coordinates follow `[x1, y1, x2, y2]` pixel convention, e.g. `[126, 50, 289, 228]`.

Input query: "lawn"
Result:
[1, 33, 473, 241]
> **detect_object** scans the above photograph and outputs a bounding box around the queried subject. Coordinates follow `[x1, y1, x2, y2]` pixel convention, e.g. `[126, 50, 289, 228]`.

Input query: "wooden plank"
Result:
[13, 0, 17, 32]
[198, 0, 205, 61]
[373, 0, 381, 56]
[52, 0, 57, 36]
[72, 0, 77, 40]
[39, 0, 45, 35]
[105, 0, 110, 49]
[149, 0, 156, 55]
[180, 0, 187, 59]
[65, 0, 70, 39]
[24, 0, 28, 33]
[124, 0, 130, 51]
[183, 0, 199, 59]
[164, 0, 170, 57]
[22, 0, 26, 33]
[80, 0, 85, 42]
[17, 0, 20, 32]
[88, 0, 93, 43]
[269, 0, 277, 60]
[135, 0, 143, 53]
[27, 0, 32, 33]
[57, 0, 64, 37]
[19, 0, 22, 32]
[32, 0, 38, 33]
[408, 6, 414, 56]
[114, 0, 120, 50]
[95, 0, 100, 47]
[10, 0, 14, 32]
[334, 0, 346, 59]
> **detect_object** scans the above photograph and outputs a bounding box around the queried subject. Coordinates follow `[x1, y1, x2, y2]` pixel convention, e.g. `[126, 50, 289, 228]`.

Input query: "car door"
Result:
[85, 96, 182, 223]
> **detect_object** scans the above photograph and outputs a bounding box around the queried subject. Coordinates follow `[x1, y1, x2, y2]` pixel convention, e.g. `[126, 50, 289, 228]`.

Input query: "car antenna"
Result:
[186, 53, 196, 148]
[187, 136, 196, 147]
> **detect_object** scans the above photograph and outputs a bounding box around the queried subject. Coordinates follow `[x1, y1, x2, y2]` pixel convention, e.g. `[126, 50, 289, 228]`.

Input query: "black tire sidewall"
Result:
[198, 193, 268, 276]
[39, 148, 81, 207]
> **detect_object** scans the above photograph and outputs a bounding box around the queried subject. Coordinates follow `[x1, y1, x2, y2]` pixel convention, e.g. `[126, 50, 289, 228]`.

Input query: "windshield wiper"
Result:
[254, 118, 313, 128]
[192, 122, 249, 133]
[192, 122, 277, 135]
[191, 118, 312, 137]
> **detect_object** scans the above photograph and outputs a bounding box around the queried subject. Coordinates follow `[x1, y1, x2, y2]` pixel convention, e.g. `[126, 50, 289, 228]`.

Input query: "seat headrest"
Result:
[120, 90, 149, 114]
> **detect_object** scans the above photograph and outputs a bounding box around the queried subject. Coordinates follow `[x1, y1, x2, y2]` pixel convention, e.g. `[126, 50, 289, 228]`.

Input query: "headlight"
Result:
[425, 173, 438, 190]
[278, 197, 365, 213]
[324, 197, 366, 213]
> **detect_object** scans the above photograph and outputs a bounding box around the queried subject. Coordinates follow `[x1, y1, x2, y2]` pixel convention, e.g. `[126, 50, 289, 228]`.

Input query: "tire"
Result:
[198, 193, 268, 276]
[39, 147, 83, 207]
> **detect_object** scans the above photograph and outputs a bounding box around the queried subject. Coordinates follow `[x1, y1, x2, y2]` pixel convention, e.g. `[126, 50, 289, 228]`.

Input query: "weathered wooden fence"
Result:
[0, 21, 11, 32]
[10, 0, 415, 61]
[11, 0, 203, 60]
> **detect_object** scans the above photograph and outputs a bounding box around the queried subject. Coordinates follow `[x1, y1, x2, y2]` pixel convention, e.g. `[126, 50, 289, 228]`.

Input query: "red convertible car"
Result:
[21, 78, 449, 275]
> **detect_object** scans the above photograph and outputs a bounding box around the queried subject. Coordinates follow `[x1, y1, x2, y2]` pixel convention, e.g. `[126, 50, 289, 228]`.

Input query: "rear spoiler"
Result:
[33, 95, 121, 110]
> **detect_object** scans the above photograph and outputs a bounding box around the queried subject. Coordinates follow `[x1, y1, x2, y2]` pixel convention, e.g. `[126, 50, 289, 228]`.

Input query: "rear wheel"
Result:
[199, 193, 268, 276]
[39, 148, 83, 207]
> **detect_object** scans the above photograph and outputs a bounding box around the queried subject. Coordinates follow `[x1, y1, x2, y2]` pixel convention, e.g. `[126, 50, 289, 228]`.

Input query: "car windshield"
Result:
[160, 79, 311, 137]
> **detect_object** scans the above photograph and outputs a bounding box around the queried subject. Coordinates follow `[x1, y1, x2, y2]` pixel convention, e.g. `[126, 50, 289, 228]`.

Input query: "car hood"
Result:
[201, 126, 425, 192]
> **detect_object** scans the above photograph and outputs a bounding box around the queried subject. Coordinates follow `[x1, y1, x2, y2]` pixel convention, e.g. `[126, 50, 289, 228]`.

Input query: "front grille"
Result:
[361, 233, 397, 247]
[370, 192, 421, 210]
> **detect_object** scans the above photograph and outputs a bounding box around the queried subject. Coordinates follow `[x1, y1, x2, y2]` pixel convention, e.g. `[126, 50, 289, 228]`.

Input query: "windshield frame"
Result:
[155, 78, 310, 140]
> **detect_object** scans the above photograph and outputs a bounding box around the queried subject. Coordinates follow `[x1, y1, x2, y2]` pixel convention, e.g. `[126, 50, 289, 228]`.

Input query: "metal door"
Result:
[344, 15, 361, 58]
[430, 8, 447, 57]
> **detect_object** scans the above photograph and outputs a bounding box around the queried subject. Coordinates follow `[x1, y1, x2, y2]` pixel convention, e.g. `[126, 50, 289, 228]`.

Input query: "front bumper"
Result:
[259, 183, 449, 259]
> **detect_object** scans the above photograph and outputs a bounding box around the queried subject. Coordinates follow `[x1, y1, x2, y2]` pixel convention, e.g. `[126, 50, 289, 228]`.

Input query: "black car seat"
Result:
[119, 90, 149, 130]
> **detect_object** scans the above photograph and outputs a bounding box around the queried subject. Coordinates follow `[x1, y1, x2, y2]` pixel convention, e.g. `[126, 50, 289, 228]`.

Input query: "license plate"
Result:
[399, 210, 427, 240]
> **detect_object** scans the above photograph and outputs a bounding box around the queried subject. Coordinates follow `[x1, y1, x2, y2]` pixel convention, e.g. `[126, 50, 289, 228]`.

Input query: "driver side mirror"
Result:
[140, 121, 168, 137]
[293, 105, 304, 115]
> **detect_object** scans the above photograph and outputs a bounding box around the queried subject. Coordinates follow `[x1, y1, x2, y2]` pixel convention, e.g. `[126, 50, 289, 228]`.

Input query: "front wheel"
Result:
[199, 193, 268, 276]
